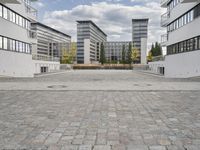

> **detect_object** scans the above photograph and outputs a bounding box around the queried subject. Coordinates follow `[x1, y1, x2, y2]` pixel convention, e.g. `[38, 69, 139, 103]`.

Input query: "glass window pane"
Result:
[12, 12, 15, 23]
[3, 37, 7, 50]
[9, 39, 13, 51]
[9, 10, 13, 22]
[16, 14, 19, 24]
[0, 5, 2, 17]
[19, 16, 22, 26]
[3, 7, 8, 19]
[19, 42, 22, 52]
[12, 40, 16, 51]
[0, 36, 2, 49]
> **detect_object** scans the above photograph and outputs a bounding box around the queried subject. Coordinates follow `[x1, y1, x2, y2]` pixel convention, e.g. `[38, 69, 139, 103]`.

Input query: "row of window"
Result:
[167, 3, 200, 32]
[0, 4, 30, 29]
[167, 0, 181, 11]
[167, 36, 200, 55]
[0, 36, 31, 54]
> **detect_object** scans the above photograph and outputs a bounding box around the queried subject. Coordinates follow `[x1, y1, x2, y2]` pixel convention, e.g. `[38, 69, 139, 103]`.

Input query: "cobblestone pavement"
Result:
[0, 70, 200, 150]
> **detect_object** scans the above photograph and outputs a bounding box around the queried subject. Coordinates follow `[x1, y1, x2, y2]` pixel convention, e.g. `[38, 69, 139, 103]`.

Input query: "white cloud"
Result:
[42, 2, 166, 50]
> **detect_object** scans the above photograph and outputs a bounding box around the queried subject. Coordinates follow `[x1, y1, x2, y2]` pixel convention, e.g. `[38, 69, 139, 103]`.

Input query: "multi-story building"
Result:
[0, 0, 37, 77]
[77, 20, 107, 64]
[132, 19, 149, 64]
[104, 41, 132, 63]
[150, 0, 200, 78]
[31, 22, 71, 61]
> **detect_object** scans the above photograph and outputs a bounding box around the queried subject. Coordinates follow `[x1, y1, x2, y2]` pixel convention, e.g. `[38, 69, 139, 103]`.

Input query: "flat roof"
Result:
[132, 18, 149, 22]
[77, 20, 107, 37]
[32, 22, 71, 38]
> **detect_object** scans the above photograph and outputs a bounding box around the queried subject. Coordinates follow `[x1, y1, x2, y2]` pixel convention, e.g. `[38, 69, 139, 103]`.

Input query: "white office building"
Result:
[0, 0, 37, 77]
[31, 22, 71, 73]
[77, 20, 107, 64]
[149, 0, 200, 78]
[132, 19, 148, 64]
[104, 41, 131, 63]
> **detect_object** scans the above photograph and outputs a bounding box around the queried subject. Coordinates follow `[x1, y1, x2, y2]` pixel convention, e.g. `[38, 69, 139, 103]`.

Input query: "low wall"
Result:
[33, 60, 60, 74]
[0, 50, 34, 77]
[165, 50, 200, 78]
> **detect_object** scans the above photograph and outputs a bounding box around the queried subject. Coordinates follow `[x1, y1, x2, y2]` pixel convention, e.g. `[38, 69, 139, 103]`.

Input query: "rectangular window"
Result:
[3, 37, 7, 50]
[16, 41, 19, 52]
[19, 42, 22, 52]
[0, 36, 2, 49]
[12, 12, 16, 23]
[0, 5, 2, 17]
[3, 7, 8, 19]
[12, 40, 16, 51]
[9, 10, 13, 22]
[19, 16, 22, 26]
[9, 39, 12, 50]
[198, 37, 200, 49]
[16, 14, 19, 25]
[180, 42, 183, 52]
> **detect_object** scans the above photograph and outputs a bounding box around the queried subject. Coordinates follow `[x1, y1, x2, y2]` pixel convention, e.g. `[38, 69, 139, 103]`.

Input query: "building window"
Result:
[198, 37, 200, 49]
[3, 37, 8, 50]
[0, 36, 2, 49]
[0, 5, 2, 17]
[3, 7, 8, 19]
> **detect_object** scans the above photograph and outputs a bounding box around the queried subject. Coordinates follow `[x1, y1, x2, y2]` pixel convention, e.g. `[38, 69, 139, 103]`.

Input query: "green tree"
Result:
[147, 51, 153, 62]
[127, 42, 132, 64]
[122, 44, 126, 64]
[151, 42, 162, 57]
[100, 42, 106, 65]
[131, 47, 140, 64]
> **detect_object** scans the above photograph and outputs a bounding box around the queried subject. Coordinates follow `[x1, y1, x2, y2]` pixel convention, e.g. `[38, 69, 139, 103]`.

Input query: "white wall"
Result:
[84, 39, 91, 64]
[149, 61, 165, 74]
[165, 50, 200, 78]
[33, 60, 60, 74]
[0, 50, 34, 77]
[141, 38, 147, 65]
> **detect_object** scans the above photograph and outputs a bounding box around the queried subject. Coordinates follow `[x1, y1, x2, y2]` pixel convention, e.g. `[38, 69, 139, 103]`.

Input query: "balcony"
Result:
[181, 0, 198, 3]
[160, 0, 170, 7]
[161, 34, 168, 46]
[161, 11, 170, 27]
[32, 54, 60, 62]
[25, 3, 37, 20]
[0, 0, 21, 4]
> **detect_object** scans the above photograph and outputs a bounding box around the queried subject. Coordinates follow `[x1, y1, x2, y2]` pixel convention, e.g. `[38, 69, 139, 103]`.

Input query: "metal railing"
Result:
[32, 54, 60, 62]
[152, 56, 165, 62]
[160, 0, 170, 6]
[28, 30, 37, 39]
[161, 11, 170, 26]
[161, 34, 168, 44]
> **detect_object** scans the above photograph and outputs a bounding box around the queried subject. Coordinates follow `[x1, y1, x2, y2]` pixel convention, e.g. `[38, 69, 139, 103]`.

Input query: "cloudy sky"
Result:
[33, 0, 166, 50]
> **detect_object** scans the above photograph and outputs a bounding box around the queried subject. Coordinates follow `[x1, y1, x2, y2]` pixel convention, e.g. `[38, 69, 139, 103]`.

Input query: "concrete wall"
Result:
[0, 50, 34, 77]
[149, 61, 165, 74]
[84, 39, 90, 64]
[141, 38, 147, 65]
[33, 60, 60, 74]
[165, 50, 200, 78]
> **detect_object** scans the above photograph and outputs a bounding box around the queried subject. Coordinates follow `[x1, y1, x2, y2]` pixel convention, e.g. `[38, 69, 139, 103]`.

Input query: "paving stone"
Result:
[93, 145, 111, 150]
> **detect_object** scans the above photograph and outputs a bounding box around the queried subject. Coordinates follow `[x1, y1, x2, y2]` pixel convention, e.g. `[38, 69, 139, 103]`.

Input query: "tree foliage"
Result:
[127, 42, 132, 64]
[61, 43, 76, 64]
[131, 47, 140, 64]
[100, 42, 106, 65]
[122, 44, 126, 64]
[147, 51, 153, 62]
[150, 42, 162, 57]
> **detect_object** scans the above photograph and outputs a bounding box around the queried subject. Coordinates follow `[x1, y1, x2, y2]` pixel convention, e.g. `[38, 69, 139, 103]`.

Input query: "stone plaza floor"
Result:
[0, 70, 200, 150]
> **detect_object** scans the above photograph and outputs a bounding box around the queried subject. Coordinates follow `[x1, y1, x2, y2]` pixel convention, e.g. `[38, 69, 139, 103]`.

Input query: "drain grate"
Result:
[47, 85, 67, 89]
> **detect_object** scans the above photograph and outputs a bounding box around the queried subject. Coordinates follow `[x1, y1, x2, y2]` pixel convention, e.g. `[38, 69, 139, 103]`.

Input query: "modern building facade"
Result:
[104, 41, 132, 63]
[77, 20, 107, 64]
[132, 19, 149, 64]
[149, 0, 200, 78]
[31, 22, 71, 61]
[0, 0, 37, 77]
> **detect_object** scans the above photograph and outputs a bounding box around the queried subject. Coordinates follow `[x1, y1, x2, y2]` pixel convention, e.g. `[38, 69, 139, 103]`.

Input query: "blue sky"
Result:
[33, 0, 165, 50]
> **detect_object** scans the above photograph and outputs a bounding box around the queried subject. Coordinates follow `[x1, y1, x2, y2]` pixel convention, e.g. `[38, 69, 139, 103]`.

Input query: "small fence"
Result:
[73, 64, 149, 70]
